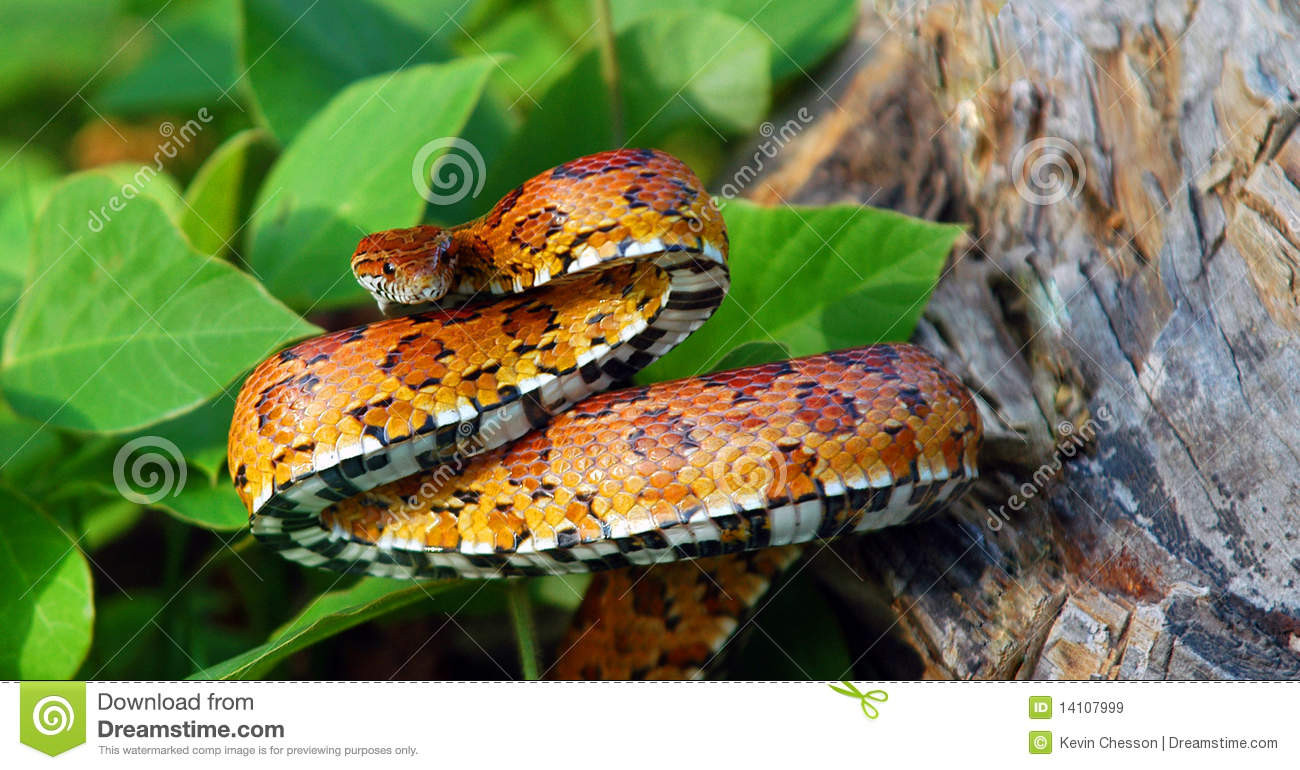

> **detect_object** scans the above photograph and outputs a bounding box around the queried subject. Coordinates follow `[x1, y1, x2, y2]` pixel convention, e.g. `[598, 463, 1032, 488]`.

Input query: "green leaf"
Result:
[609, 0, 856, 82]
[140, 394, 235, 482]
[480, 11, 768, 207]
[247, 58, 493, 308]
[190, 577, 456, 679]
[241, 0, 471, 143]
[80, 498, 144, 552]
[712, 341, 790, 372]
[180, 129, 276, 256]
[0, 401, 63, 481]
[87, 163, 187, 222]
[641, 200, 964, 382]
[155, 477, 247, 531]
[457, 2, 581, 110]
[1, 173, 319, 433]
[95, 0, 240, 113]
[0, 0, 118, 107]
[0, 154, 60, 340]
[0, 489, 94, 678]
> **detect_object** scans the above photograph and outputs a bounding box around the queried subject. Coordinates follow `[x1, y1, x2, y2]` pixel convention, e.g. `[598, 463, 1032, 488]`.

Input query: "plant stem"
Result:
[594, 0, 624, 144]
[506, 580, 541, 680]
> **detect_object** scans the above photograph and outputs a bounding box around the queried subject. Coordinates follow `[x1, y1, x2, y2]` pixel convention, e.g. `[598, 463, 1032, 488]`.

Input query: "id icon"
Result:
[1029, 695, 1052, 719]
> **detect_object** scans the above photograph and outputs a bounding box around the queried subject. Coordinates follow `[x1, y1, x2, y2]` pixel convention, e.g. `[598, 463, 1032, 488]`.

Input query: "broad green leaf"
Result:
[609, 0, 857, 82]
[241, 0, 471, 142]
[481, 11, 768, 207]
[190, 577, 456, 679]
[641, 200, 964, 382]
[156, 476, 247, 531]
[180, 128, 276, 256]
[1, 173, 319, 432]
[95, 0, 240, 113]
[140, 394, 236, 482]
[0, 143, 59, 198]
[88, 162, 187, 223]
[248, 58, 493, 308]
[0, 490, 94, 678]
[0, 402, 63, 481]
[712, 341, 790, 372]
[457, 2, 582, 110]
[80, 498, 144, 552]
[0, 150, 60, 339]
[0, 0, 118, 107]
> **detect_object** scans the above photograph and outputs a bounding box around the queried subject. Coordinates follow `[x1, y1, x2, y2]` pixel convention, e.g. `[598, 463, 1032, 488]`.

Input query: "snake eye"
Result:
[382, 262, 396, 275]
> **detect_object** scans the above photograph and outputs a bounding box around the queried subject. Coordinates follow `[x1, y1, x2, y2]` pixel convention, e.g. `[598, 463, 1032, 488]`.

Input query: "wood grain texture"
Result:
[733, 0, 1300, 679]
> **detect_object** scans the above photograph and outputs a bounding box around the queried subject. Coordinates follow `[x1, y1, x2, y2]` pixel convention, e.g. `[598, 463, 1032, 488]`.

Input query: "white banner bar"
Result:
[3, 681, 1294, 768]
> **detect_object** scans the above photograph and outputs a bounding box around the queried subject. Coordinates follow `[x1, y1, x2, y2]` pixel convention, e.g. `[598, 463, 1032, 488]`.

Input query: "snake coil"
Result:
[227, 148, 981, 581]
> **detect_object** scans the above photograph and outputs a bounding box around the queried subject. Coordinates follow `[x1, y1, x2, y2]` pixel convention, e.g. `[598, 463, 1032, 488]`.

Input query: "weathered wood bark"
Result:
[744, 0, 1300, 678]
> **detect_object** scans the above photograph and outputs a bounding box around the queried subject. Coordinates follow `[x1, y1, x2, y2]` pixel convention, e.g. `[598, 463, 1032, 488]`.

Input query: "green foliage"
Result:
[191, 578, 456, 680]
[0, 490, 93, 678]
[642, 201, 965, 382]
[1, 174, 316, 432]
[0, 0, 963, 681]
[248, 58, 494, 308]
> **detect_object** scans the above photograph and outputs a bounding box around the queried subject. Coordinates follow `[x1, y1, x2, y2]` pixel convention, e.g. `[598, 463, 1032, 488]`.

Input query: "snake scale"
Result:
[227, 148, 981, 677]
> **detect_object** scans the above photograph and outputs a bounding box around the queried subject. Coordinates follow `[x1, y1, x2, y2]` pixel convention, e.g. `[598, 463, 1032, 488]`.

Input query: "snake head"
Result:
[351, 225, 458, 313]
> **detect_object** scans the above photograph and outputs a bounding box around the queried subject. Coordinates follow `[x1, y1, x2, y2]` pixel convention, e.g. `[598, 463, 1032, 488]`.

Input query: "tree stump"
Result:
[746, 0, 1300, 679]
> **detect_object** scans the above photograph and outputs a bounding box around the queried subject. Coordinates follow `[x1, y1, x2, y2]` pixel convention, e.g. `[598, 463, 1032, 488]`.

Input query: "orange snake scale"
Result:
[227, 148, 981, 594]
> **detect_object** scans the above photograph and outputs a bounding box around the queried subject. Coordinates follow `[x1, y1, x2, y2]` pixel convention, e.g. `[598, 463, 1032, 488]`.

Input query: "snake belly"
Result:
[227, 148, 982, 581]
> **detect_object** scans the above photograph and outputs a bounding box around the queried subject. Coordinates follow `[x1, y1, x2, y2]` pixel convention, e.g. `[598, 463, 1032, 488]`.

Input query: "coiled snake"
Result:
[227, 148, 981, 677]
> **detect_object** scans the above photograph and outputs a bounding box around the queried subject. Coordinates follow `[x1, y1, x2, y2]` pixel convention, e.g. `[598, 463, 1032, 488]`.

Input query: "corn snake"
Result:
[227, 148, 981, 676]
